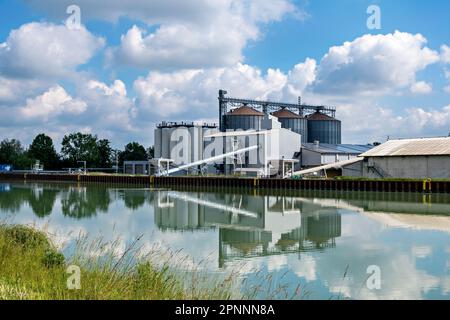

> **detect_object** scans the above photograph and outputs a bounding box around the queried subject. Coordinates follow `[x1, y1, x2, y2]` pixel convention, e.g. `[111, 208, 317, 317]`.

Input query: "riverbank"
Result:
[1, 172, 450, 193]
[0, 224, 235, 300]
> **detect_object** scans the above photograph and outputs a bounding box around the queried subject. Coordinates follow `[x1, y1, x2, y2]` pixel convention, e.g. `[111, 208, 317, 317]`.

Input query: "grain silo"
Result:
[224, 106, 264, 131]
[307, 112, 341, 144]
[154, 122, 218, 165]
[272, 108, 308, 143]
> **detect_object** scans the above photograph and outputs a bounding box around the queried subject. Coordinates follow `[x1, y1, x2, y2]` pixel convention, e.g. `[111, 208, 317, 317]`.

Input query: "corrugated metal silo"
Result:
[169, 126, 192, 165]
[161, 128, 171, 159]
[224, 106, 264, 131]
[154, 127, 162, 158]
[307, 112, 342, 144]
[272, 108, 308, 143]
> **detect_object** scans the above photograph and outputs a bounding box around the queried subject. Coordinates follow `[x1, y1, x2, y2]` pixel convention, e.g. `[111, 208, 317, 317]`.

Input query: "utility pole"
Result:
[115, 151, 119, 174]
[77, 161, 87, 174]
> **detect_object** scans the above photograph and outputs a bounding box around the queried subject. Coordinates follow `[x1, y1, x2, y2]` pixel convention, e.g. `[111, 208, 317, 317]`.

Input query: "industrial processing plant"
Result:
[134, 89, 450, 180]
[146, 90, 368, 178]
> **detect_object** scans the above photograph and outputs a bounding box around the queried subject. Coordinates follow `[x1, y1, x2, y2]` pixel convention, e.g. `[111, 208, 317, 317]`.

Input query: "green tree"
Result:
[97, 139, 113, 168]
[0, 139, 23, 164]
[28, 134, 60, 170]
[0, 139, 33, 169]
[119, 142, 148, 164]
[147, 146, 155, 159]
[61, 133, 99, 168]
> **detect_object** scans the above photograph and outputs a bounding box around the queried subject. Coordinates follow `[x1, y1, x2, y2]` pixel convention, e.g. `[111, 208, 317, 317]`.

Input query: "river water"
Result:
[0, 182, 449, 300]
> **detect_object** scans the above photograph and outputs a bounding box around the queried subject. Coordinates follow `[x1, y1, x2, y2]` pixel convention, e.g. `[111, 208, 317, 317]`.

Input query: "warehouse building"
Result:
[123, 161, 150, 175]
[343, 137, 450, 179]
[301, 142, 373, 168]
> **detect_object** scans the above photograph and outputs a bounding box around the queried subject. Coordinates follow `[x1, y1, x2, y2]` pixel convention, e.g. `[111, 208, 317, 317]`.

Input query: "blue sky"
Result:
[0, 0, 449, 148]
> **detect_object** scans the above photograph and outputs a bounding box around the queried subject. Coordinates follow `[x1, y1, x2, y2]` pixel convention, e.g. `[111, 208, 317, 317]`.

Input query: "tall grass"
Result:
[0, 224, 237, 300]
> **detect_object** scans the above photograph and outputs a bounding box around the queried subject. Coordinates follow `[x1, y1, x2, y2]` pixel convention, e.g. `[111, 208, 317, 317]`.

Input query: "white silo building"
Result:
[154, 122, 218, 166]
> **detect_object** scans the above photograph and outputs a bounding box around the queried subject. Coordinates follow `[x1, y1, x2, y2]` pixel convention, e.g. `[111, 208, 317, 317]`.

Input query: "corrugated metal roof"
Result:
[303, 143, 373, 155]
[271, 109, 302, 119]
[360, 137, 450, 157]
[226, 106, 264, 116]
[307, 111, 337, 121]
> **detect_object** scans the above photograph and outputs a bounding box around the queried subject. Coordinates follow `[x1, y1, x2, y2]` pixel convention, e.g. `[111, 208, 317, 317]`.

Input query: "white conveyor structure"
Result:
[158, 145, 259, 176]
[288, 158, 363, 178]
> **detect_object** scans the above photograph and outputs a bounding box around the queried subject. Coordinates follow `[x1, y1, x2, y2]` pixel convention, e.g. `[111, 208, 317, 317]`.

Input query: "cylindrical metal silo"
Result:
[224, 106, 264, 131]
[161, 128, 171, 159]
[272, 108, 308, 143]
[307, 112, 342, 144]
[169, 126, 192, 165]
[154, 127, 162, 158]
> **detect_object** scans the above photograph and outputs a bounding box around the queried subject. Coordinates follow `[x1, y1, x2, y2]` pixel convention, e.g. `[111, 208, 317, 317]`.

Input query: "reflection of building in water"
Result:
[154, 191, 264, 232]
[219, 208, 341, 266]
[153, 191, 342, 266]
[279, 212, 341, 249]
[0, 183, 11, 192]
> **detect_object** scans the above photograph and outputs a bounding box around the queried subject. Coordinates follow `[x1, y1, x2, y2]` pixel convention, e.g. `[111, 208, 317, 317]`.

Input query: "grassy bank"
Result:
[0, 225, 235, 300]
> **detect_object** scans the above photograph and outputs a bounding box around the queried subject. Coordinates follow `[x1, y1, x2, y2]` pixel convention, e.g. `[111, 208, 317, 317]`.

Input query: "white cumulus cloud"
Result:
[20, 85, 87, 121]
[314, 31, 439, 96]
[410, 81, 433, 94]
[0, 22, 104, 79]
[441, 45, 450, 63]
[133, 63, 295, 119]
[99, 0, 299, 69]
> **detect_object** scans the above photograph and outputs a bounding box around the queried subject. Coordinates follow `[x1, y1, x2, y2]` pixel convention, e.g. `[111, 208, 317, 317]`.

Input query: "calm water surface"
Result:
[1, 182, 449, 300]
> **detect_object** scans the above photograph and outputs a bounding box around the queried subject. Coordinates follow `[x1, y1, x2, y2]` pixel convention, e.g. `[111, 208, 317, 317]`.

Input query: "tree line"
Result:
[0, 133, 154, 170]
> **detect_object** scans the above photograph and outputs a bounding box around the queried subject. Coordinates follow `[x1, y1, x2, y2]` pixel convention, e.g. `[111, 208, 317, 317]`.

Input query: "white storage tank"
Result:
[154, 127, 162, 158]
[154, 122, 218, 166]
[161, 127, 171, 159]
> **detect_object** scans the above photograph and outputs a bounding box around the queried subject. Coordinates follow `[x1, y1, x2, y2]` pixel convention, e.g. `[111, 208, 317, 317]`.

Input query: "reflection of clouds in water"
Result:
[334, 254, 442, 300]
[290, 254, 317, 281]
[412, 245, 433, 259]
[442, 277, 450, 295]
[340, 212, 385, 239]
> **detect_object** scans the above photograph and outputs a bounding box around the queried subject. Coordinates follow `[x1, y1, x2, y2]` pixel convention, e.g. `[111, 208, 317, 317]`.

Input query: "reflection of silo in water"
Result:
[306, 210, 341, 247]
[219, 228, 272, 267]
[278, 216, 308, 249]
[279, 210, 341, 250]
[154, 197, 208, 231]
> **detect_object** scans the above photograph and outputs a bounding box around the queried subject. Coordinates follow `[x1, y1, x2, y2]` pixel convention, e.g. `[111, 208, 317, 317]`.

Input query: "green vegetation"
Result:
[119, 142, 151, 164]
[28, 134, 60, 170]
[0, 225, 236, 300]
[0, 139, 34, 170]
[0, 133, 153, 171]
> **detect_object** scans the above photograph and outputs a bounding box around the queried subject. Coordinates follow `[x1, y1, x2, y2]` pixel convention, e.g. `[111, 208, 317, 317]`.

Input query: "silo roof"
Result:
[307, 112, 337, 121]
[360, 137, 450, 157]
[272, 109, 302, 119]
[226, 106, 264, 116]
